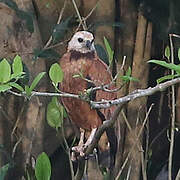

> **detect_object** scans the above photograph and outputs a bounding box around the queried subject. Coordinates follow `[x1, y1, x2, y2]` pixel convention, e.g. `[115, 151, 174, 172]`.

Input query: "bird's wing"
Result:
[59, 52, 103, 130]
[87, 56, 117, 120]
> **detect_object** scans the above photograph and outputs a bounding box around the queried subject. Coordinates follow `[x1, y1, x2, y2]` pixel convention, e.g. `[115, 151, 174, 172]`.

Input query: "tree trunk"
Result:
[124, 11, 152, 180]
[113, 0, 137, 178]
[0, 0, 47, 178]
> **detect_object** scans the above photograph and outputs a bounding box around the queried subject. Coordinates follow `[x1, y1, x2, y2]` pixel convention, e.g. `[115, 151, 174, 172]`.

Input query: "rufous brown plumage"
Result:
[59, 31, 117, 158]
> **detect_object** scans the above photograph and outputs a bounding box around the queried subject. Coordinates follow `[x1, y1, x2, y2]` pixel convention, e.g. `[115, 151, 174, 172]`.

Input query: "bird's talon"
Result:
[71, 144, 87, 159]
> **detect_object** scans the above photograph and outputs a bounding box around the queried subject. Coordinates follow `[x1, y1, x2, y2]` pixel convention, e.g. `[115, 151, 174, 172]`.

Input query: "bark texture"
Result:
[0, 0, 47, 178]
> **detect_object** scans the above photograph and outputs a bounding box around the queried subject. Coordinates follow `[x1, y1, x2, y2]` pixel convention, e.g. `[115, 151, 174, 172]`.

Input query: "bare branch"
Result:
[6, 77, 180, 110]
[171, 33, 180, 39]
[175, 169, 180, 180]
[115, 104, 153, 179]
[84, 0, 100, 21]
[168, 33, 176, 180]
[71, 0, 87, 30]
[85, 103, 125, 156]
[12, 137, 23, 158]
[121, 56, 127, 70]
[90, 77, 180, 109]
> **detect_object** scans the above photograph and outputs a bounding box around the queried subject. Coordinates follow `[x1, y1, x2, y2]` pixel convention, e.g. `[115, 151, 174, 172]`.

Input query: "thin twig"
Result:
[11, 100, 27, 140]
[115, 104, 153, 180]
[171, 34, 180, 39]
[44, 0, 67, 49]
[83, 0, 100, 21]
[175, 169, 180, 180]
[126, 165, 131, 180]
[144, 114, 150, 171]
[61, 122, 75, 180]
[121, 110, 131, 131]
[43, 39, 70, 50]
[71, 0, 87, 30]
[149, 127, 167, 149]
[141, 148, 147, 180]
[168, 33, 175, 180]
[12, 137, 23, 158]
[121, 56, 127, 70]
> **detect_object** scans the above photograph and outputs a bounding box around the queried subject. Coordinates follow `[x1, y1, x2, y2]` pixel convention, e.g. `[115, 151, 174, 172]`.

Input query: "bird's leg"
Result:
[72, 128, 97, 158]
[72, 128, 85, 158]
[84, 128, 97, 148]
[78, 128, 85, 147]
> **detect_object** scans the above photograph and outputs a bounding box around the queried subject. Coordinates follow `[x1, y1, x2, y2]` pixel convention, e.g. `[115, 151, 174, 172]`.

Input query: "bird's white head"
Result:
[67, 31, 96, 53]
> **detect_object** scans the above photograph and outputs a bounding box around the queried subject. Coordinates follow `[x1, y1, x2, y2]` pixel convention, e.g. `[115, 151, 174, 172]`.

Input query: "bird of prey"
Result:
[59, 31, 117, 162]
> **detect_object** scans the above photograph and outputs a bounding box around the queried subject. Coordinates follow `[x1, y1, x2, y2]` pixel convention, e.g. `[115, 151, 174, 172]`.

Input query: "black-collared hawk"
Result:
[59, 31, 117, 165]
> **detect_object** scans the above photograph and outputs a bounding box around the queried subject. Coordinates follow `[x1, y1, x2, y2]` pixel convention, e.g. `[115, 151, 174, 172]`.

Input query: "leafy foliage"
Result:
[120, 67, 139, 83]
[0, 163, 10, 180]
[33, 49, 60, 61]
[49, 63, 64, 88]
[24, 72, 46, 97]
[104, 37, 114, 66]
[0, 56, 25, 92]
[29, 72, 46, 92]
[148, 47, 180, 83]
[12, 55, 23, 79]
[95, 44, 109, 65]
[0, 59, 11, 83]
[0, 55, 45, 97]
[35, 152, 51, 180]
[47, 97, 63, 131]
[52, 16, 72, 44]
[0, 145, 14, 180]
[148, 60, 180, 83]
[165, 46, 170, 59]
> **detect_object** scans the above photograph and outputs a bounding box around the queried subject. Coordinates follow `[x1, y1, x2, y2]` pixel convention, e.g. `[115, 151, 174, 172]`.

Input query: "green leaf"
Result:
[35, 152, 51, 180]
[95, 44, 109, 65]
[63, 107, 68, 118]
[29, 72, 46, 92]
[52, 17, 72, 44]
[103, 37, 114, 66]
[26, 171, 31, 180]
[0, 59, 11, 83]
[0, 163, 10, 180]
[148, 60, 180, 74]
[12, 55, 23, 76]
[129, 77, 139, 82]
[25, 85, 31, 97]
[178, 48, 180, 62]
[0, 84, 12, 92]
[121, 75, 139, 83]
[46, 97, 63, 130]
[10, 72, 25, 80]
[49, 63, 64, 86]
[157, 74, 180, 84]
[8, 82, 24, 92]
[33, 49, 60, 61]
[165, 46, 170, 59]
[126, 67, 132, 77]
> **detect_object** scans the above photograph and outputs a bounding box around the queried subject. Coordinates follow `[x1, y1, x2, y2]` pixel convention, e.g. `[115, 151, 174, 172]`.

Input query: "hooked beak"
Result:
[86, 40, 93, 49]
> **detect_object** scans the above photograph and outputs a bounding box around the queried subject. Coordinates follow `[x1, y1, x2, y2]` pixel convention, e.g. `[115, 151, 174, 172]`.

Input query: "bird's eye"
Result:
[78, 38, 83, 43]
